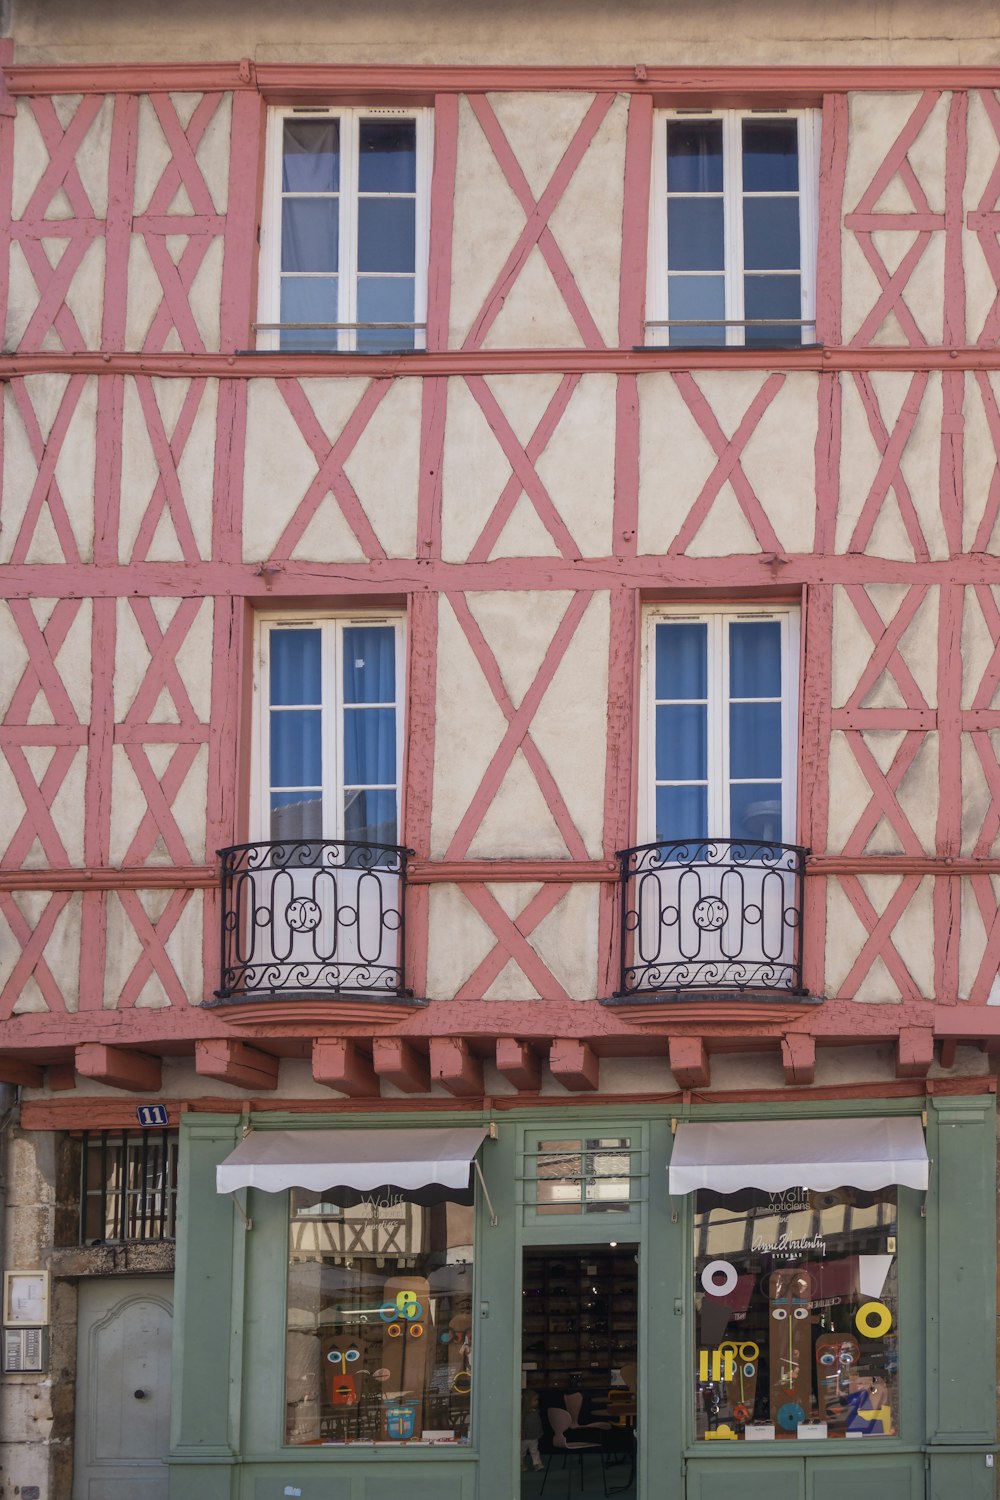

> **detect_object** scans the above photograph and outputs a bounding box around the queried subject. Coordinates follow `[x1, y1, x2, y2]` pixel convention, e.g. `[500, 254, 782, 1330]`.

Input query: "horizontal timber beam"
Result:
[6, 348, 1000, 382]
[9, 62, 1000, 97]
[194, 1038, 278, 1091]
[75, 1043, 161, 1092]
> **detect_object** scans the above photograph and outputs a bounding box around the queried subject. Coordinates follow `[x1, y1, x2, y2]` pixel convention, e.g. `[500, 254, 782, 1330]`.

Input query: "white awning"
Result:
[668, 1116, 928, 1195]
[216, 1126, 489, 1196]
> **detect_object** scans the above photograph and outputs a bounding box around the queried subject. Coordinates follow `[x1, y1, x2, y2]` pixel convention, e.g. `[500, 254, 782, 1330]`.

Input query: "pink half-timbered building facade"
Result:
[0, 4, 999, 1499]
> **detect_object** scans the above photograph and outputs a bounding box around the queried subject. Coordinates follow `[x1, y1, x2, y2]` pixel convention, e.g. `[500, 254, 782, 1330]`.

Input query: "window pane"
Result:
[742, 119, 799, 191]
[270, 629, 322, 707]
[667, 120, 723, 192]
[667, 274, 726, 344]
[282, 198, 339, 273]
[280, 277, 339, 350]
[359, 118, 417, 192]
[356, 277, 416, 352]
[283, 118, 340, 193]
[744, 274, 802, 345]
[343, 626, 396, 704]
[343, 708, 397, 786]
[667, 198, 725, 271]
[271, 789, 323, 841]
[743, 198, 800, 271]
[694, 1185, 899, 1442]
[655, 622, 708, 700]
[344, 788, 398, 846]
[656, 783, 708, 843]
[730, 702, 782, 778]
[358, 199, 416, 273]
[656, 703, 707, 781]
[270, 709, 322, 788]
[286, 1187, 474, 1446]
[535, 1137, 633, 1215]
[730, 621, 782, 697]
[730, 781, 783, 842]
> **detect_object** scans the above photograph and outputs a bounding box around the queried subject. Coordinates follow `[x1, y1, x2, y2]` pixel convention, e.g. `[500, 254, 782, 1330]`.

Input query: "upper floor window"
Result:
[257, 107, 432, 353]
[254, 613, 404, 846]
[647, 110, 819, 347]
[643, 605, 800, 846]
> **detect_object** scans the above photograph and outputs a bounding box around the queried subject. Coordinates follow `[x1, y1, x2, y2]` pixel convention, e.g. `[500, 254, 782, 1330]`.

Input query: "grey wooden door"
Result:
[73, 1277, 173, 1500]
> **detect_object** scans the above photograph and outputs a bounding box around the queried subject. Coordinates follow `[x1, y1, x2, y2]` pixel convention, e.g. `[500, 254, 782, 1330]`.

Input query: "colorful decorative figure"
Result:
[719, 1340, 758, 1427]
[815, 1333, 860, 1424]
[320, 1337, 362, 1407]
[768, 1268, 814, 1429]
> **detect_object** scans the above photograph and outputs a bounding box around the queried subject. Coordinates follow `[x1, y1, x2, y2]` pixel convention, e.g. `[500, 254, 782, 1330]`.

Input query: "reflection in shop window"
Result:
[535, 1137, 633, 1215]
[694, 1186, 898, 1441]
[286, 1187, 474, 1445]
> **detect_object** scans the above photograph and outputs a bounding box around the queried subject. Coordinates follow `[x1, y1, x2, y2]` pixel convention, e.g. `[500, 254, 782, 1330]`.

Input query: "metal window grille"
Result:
[79, 1130, 178, 1244]
[517, 1136, 648, 1213]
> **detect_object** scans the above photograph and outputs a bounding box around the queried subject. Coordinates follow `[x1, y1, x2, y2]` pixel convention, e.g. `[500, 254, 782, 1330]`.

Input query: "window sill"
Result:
[205, 994, 427, 1026]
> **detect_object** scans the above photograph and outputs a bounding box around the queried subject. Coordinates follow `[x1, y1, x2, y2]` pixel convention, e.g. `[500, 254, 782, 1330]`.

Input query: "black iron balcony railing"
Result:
[615, 838, 807, 998]
[216, 839, 412, 1001]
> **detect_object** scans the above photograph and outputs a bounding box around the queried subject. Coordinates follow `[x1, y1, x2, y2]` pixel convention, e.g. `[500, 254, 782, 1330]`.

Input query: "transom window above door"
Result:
[257, 106, 432, 352]
[647, 109, 819, 347]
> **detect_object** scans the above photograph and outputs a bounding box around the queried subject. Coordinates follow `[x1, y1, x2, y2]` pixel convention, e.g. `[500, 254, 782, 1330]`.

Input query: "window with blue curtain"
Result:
[649, 608, 798, 845]
[261, 617, 402, 846]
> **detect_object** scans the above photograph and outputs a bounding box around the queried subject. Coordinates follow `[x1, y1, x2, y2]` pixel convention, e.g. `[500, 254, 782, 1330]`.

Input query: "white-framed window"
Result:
[641, 604, 800, 846]
[257, 106, 432, 353]
[647, 109, 819, 347]
[253, 613, 405, 846]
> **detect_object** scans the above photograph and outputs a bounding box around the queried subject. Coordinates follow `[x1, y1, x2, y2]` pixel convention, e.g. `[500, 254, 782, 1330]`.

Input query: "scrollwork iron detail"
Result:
[216, 839, 412, 1000]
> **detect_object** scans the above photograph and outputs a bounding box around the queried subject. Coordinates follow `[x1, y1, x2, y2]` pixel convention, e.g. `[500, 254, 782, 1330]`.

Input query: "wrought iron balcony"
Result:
[615, 838, 807, 998]
[216, 839, 412, 1001]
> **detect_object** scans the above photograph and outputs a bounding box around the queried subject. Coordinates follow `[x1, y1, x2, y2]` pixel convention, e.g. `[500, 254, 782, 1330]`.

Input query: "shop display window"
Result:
[285, 1188, 474, 1446]
[693, 1186, 899, 1442]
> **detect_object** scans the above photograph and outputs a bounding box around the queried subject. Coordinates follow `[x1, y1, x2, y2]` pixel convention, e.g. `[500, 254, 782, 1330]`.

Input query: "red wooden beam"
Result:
[938, 1038, 958, 1070]
[781, 1034, 816, 1087]
[495, 1038, 542, 1092]
[430, 1037, 484, 1096]
[669, 1036, 710, 1090]
[312, 1039, 379, 1097]
[896, 1027, 935, 1079]
[47, 1064, 76, 1092]
[372, 1038, 429, 1094]
[0, 1056, 43, 1088]
[549, 1040, 599, 1092]
[194, 1038, 278, 1092]
[75, 1043, 161, 1092]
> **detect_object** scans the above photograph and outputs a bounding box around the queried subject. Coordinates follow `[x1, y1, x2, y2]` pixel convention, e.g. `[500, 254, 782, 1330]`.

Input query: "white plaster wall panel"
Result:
[482, 880, 545, 1000]
[482, 244, 586, 350]
[546, 95, 627, 348]
[440, 376, 560, 562]
[424, 882, 498, 999]
[831, 581, 939, 710]
[637, 373, 817, 556]
[960, 731, 1000, 857]
[958, 870, 1000, 1001]
[827, 727, 939, 856]
[4, 235, 103, 352]
[12, 94, 112, 219]
[488, 92, 597, 202]
[841, 91, 948, 345]
[109, 741, 209, 865]
[104, 888, 204, 1007]
[449, 94, 528, 347]
[0, 596, 92, 728]
[525, 591, 609, 857]
[963, 92, 1000, 342]
[532, 374, 617, 557]
[826, 729, 887, 851]
[530, 881, 600, 998]
[959, 581, 999, 710]
[469, 748, 569, 858]
[0, 889, 82, 1014]
[113, 596, 213, 724]
[963, 371, 999, 551]
[824, 873, 932, 1001]
[135, 93, 232, 213]
[0, 606, 30, 721]
[837, 373, 946, 559]
[2, 376, 96, 563]
[243, 378, 399, 563]
[124, 233, 223, 352]
[340, 378, 421, 558]
[119, 377, 217, 562]
[430, 595, 510, 857]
